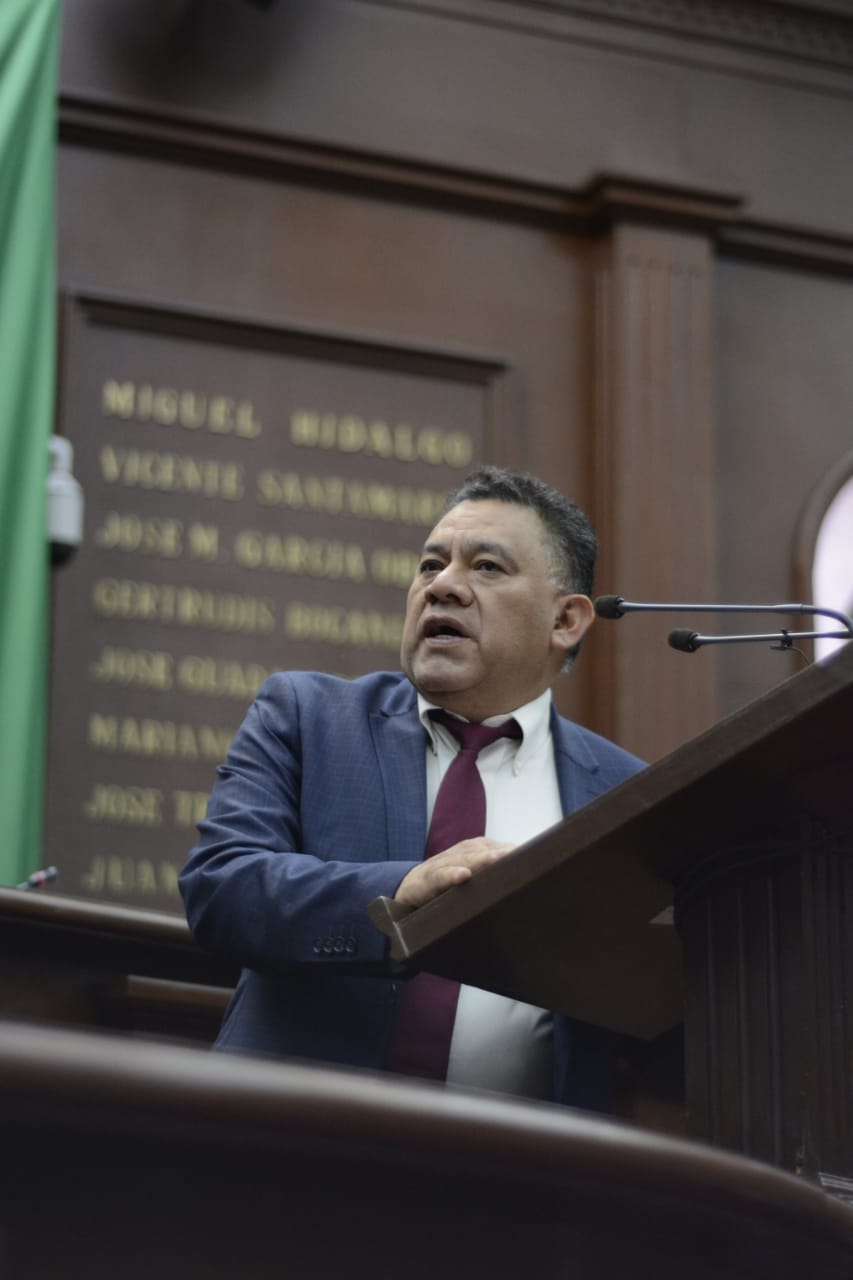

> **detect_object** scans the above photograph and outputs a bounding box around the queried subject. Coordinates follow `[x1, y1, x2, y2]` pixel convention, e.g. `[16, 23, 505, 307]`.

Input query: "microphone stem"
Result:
[621, 601, 853, 634]
[684, 629, 852, 647]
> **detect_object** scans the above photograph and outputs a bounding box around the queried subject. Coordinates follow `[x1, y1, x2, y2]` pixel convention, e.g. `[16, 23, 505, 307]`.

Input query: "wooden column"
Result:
[677, 822, 853, 1185]
[588, 183, 739, 761]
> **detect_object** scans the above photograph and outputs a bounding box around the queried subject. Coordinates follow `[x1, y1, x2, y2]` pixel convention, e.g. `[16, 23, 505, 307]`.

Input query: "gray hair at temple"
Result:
[444, 465, 598, 669]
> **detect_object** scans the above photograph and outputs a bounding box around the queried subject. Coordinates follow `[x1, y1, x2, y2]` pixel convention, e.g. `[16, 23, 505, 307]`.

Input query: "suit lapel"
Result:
[550, 705, 602, 817]
[369, 679, 428, 860]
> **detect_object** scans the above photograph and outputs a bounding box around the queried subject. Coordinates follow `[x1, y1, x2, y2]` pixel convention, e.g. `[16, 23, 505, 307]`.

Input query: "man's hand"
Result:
[394, 838, 515, 910]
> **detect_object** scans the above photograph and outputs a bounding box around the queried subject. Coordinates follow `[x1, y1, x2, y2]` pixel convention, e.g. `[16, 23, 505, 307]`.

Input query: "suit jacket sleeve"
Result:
[179, 673, 420, 977]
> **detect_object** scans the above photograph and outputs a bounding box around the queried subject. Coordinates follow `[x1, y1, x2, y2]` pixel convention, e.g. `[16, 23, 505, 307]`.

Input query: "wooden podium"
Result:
[370, 643, 853, 1185]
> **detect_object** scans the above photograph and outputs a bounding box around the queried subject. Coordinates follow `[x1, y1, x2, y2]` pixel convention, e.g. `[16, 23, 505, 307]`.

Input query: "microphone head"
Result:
[668, 629, 700, 653]
[593, 595, 626, 620]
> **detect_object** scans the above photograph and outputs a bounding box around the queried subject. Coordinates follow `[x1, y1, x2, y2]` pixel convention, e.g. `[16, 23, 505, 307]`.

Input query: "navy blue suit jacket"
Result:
[180, 671, 645, 1108]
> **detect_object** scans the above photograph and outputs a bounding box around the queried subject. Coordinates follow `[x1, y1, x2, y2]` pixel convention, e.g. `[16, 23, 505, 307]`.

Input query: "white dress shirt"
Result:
[417, 689, 565, 1099]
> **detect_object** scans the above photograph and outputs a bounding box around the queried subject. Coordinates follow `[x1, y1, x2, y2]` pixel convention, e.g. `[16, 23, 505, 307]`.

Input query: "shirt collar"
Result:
[417, 689, 552, 774]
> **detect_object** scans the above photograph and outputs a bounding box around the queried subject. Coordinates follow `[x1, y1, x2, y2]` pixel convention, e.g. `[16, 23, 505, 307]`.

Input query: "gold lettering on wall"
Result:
[175, 656, 269, 699]
[84, 784, 163, 826]
[92, 579, 276, 633]
[95, 512, 184, 558]
[87, 647, 269, 700]
[88, 714, 235, 760]
[290, 411, 473, 467]
[89, 647, 174, 690]
[172, 790, 212, 828]
[256, 470, 447, 526]
[285, 603, 404, 651]
[369, 548, 421, 589]
[93, 513, 222, 561]
[234, 531, 367, 581]
[102, 380, 262, 438]
[187, 523, 220, 561]
[99, 446, 245, 500]
[82, 854, 181, 897]
[92, 513, 418, 587]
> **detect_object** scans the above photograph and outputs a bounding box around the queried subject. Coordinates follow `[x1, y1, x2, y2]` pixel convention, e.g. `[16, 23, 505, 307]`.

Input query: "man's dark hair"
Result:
[445, 466, 597, 596]
[445, 466, 597, 670]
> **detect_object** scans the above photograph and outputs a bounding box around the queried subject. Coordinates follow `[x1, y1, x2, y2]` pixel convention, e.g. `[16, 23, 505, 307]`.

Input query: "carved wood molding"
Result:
[58, 96, 736, 228]
[717, 220, 853, 278]
[582, 175, 743, 234]
[67, 290, 510, 385]
[58, 95, 853, 276]
[383, 0, 853, 70]
[548, 0, 853, 67]
[62, 93, 853, 278]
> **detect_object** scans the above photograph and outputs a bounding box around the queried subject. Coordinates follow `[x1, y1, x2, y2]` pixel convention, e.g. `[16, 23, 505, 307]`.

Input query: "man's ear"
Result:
[551, 593, 595, 656]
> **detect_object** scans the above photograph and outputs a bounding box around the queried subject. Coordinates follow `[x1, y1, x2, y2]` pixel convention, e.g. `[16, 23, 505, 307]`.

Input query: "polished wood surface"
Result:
[1, 1020, 850, 1279]
[0, 884, 233, 982]
[0, 886, 234, 1041]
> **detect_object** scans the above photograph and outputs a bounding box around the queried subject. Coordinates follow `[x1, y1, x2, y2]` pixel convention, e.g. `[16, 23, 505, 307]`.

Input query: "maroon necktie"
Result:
[387, 710, 522, 1081]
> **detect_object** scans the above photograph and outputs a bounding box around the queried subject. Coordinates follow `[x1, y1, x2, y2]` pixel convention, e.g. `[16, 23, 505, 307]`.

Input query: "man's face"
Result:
[400, 499, 594, 721]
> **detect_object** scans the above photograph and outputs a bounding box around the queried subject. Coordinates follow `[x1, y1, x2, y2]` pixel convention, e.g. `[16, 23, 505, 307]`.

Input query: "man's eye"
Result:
[419, 559, 443, 574]
[476, 560, 503, 573]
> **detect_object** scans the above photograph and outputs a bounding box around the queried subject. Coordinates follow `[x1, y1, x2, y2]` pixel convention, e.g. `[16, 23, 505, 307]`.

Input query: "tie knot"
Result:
[429, 709, 522, 756]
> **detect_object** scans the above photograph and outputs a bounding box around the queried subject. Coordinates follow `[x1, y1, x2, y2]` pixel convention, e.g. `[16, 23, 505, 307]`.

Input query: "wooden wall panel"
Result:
[57, 146, 590, 499]
[715, 261, 853, 719]
[591, 224, 717, 760]
[59, 0, 853, 236]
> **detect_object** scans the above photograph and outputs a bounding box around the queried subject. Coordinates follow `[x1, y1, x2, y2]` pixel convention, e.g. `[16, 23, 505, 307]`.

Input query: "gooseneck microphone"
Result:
[593, 597, 853, 654]
[593, 595, 632, 619]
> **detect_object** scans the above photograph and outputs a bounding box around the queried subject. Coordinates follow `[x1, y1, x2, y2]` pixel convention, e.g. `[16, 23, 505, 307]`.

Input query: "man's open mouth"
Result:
[423, 618, 468, 640]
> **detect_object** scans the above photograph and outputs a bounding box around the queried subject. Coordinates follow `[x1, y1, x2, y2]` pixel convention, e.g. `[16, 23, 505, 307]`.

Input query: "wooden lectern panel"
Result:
[370, 644, 853, 1039]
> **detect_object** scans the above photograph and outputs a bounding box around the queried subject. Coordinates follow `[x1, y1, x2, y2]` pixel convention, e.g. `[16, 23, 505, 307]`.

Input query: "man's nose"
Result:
[426, 561, 472, 603]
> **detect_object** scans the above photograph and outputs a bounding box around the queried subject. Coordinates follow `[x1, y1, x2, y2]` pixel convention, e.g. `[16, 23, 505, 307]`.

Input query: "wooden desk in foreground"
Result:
[0, 1020, 851, 1280]
[0, 886, 236, 1043]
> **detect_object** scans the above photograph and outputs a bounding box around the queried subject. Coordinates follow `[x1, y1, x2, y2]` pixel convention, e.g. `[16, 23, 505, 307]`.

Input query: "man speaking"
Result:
[180, 466, 644, 1109]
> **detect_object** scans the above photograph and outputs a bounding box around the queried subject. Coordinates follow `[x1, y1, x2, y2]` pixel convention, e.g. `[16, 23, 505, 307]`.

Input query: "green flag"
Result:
[0, 0, 60, 885]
